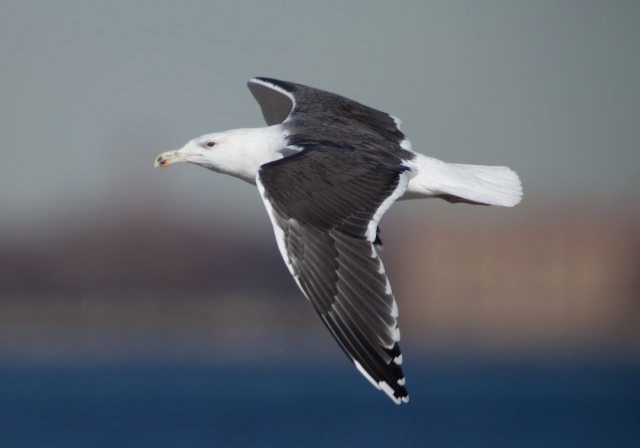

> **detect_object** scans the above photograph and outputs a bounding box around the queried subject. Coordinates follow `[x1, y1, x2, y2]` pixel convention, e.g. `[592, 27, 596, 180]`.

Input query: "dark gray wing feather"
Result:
[257, 145, 410, 404]
[248, 77, 412, 158]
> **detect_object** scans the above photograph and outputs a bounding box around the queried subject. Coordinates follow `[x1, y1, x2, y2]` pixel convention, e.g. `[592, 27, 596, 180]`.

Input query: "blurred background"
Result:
[1, 1, 638, 447]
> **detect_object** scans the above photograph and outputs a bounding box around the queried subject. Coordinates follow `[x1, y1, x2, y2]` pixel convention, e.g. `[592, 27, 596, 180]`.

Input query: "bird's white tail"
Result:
[404, 154, 523, 207]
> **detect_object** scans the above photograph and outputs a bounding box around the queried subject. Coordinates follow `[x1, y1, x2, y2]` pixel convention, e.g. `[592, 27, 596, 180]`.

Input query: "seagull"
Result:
[154, 77, 522, 404]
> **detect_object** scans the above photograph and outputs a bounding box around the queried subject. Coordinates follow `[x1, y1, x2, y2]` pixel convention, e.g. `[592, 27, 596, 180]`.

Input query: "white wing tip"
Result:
[393, 326, 401, 342]
[354, 360, 409, 405]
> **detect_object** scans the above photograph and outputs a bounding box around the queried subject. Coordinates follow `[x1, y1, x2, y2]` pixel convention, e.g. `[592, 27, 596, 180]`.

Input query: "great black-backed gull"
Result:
[154, 77, 522, 404]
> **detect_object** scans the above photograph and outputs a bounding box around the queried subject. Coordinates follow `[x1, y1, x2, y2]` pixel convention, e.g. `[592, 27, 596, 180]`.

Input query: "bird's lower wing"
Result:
[256, 146, 410, 404]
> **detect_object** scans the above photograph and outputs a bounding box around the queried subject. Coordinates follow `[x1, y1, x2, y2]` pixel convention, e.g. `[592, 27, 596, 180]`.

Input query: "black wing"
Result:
[247, 77, 411, 158]
[257, 145, 410, 404]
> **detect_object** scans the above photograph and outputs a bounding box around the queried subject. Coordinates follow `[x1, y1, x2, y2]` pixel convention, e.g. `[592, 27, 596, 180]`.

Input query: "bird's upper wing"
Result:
[247, 77, 409, 151]
[256, 145, 410, 404]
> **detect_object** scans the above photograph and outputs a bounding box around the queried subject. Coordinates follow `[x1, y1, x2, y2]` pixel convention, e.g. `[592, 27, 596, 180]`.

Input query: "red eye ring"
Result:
[205, 141, 216, 148]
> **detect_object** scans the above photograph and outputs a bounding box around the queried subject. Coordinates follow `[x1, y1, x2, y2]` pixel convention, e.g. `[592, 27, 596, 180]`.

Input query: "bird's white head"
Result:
[154, 127, 285, 184]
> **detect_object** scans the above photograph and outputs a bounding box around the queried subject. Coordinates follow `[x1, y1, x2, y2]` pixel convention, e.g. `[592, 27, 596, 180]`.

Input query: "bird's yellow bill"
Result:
[154, 150, 189, 167]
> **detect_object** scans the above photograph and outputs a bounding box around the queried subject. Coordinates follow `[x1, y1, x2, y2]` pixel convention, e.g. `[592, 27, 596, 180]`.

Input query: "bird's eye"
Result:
[205, 141, 216, 148]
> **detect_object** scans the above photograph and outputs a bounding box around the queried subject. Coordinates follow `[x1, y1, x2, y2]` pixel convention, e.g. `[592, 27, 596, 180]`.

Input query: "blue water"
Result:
[1, 360, 638, 447]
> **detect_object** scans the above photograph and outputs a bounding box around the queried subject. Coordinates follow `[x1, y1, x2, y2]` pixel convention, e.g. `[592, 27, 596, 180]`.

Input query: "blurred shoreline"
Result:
[1, 199, 638, 364]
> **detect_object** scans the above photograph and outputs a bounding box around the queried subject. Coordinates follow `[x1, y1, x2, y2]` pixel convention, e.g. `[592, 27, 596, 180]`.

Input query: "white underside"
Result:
[402, 153, 523, 207]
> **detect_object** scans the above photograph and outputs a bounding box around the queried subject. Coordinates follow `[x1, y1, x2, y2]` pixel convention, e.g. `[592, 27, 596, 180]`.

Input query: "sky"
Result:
[1, 1, 639, 235]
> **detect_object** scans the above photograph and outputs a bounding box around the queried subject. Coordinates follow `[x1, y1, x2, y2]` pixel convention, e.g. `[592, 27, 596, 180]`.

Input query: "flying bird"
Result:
[154, 78, 522, 404]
